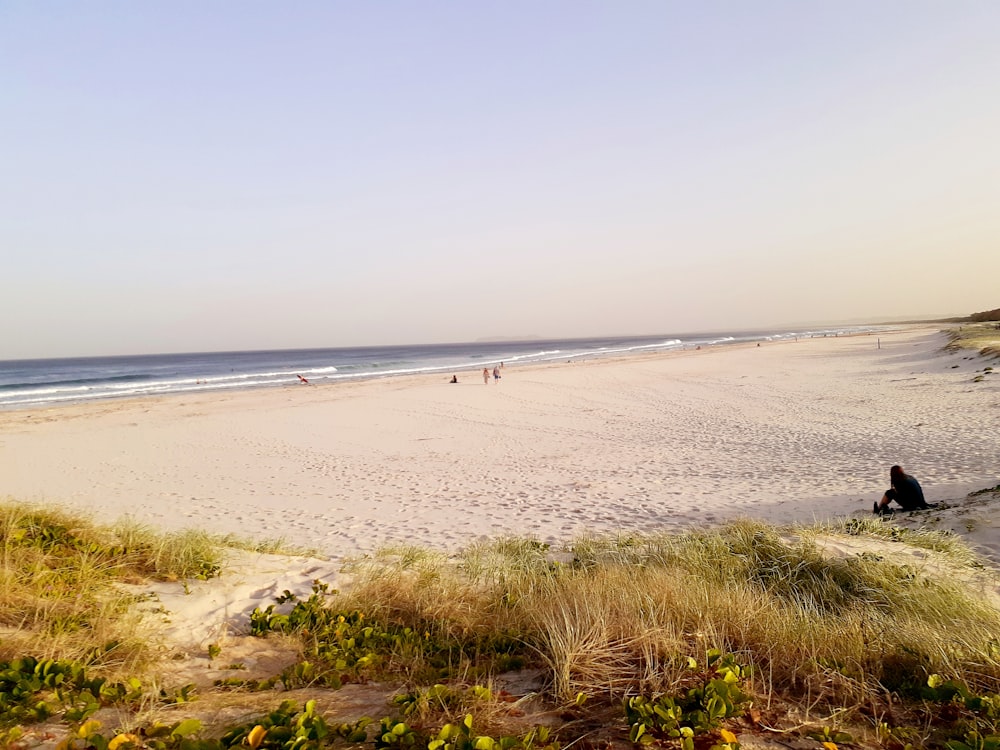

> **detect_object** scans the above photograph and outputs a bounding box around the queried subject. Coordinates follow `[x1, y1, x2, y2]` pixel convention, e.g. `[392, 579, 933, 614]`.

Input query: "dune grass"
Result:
[335, 520, 1000, 709]
[0, 500, 229, 672]
[5, 500, 1000, 746]
[946, 322, 1000, 358]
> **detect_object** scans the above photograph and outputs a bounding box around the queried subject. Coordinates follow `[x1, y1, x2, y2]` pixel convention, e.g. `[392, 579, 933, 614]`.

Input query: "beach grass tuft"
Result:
[0, 501, 154, 672]
[112, 517, 224, 581]
[0, 499, 269, 674]
[333, 520, 1000, 707]
[945, 322, 1000, 358]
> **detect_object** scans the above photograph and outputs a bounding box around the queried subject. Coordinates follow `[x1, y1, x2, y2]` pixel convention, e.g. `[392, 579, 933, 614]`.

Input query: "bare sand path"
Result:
[2, 327, 998, 560]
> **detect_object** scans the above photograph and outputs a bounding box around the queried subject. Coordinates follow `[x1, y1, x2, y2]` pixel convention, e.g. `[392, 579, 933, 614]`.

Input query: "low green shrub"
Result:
[249, 582, 529, 687]
[624, 650, 749, 749]
[0, 655, 147, 727]
[52, 700, 559, 750]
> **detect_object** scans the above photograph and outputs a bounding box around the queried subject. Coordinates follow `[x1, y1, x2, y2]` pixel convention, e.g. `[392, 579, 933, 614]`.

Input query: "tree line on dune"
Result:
[938, 306, 1000, 323]
[966, 307, 1000, 322]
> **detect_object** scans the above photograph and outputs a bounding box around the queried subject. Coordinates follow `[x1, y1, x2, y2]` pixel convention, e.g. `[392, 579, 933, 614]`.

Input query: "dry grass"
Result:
[946, 322, 1000, 358]
[0, 500, 230, 674]
[5, 500, 1000, 743]
[335, 521, 1000, 710]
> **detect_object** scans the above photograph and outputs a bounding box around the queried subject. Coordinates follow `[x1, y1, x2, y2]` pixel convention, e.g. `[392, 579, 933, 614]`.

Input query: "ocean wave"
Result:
[0, 372, 151, 392]
[503, 349, 563, 362]
[0, 326, 896, 410]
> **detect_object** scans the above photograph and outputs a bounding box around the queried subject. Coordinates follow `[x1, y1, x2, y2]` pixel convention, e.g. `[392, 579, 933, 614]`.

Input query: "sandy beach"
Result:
[5, 323, 1000, 749]
[2, 326, 998, 565]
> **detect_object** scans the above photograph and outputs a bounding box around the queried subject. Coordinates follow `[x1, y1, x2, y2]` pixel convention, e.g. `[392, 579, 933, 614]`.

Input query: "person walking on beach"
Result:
[483, 368, 490, 385]
[493, 365, 501, 383]
[874, 465, 930, 514]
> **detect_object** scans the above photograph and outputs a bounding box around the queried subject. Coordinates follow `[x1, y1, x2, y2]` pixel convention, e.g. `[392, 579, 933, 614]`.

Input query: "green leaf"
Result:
[171, 719, 202, 738]
[629, 723, 646, 743]
[439, 724, 458, 741]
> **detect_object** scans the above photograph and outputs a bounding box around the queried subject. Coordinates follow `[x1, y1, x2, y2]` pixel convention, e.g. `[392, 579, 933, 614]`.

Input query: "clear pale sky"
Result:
[2, 2, 998, 358]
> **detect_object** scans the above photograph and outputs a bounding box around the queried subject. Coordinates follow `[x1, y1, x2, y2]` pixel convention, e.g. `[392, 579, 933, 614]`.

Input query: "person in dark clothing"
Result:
[874, 465, 929, 514]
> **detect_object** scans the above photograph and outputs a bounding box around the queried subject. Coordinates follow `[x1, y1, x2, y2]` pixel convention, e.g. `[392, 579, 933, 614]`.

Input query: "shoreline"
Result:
[0, 324, 895, 413]
[1, 325, 891, 421]
[1, 324, 997, 565]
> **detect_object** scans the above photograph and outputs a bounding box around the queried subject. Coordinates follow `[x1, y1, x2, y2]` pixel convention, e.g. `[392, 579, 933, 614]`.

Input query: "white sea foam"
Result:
[0, 327, 897, 409]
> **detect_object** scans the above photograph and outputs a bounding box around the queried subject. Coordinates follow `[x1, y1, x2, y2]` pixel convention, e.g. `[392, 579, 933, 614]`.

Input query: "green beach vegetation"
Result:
[946, 320, 1000, 361]
[0, 502, 302, 667]
[0, 502, 225, 671]
[3, 499, 1000, 749]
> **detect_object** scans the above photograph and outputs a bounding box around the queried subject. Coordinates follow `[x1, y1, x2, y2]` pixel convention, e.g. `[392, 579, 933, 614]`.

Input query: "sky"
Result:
[2, 2, 999, 358]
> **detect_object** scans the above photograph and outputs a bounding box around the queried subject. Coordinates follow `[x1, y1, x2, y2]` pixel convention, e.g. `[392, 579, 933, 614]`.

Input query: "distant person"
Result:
[449, 375, 458, 384]
[297, 374, 309, 384]
[874, 465, 930, 514]
[493, 365, 501, 382]
[483, 368, 490, 385]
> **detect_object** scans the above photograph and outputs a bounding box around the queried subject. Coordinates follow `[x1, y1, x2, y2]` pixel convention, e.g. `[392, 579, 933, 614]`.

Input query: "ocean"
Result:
[0, 325, 888, 409]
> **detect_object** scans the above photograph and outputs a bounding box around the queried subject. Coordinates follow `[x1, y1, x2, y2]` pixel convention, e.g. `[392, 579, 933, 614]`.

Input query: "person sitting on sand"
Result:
[874, 465, 930, 514]
[449, 375, 458, 383]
